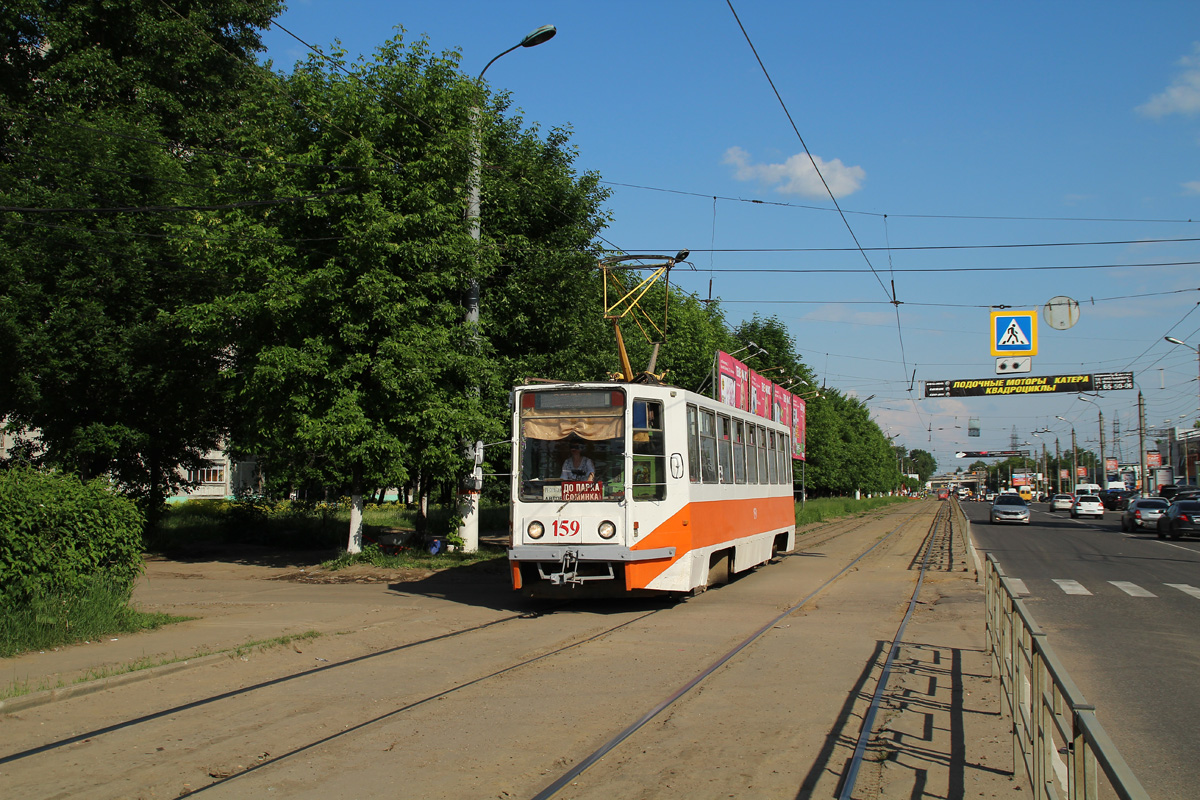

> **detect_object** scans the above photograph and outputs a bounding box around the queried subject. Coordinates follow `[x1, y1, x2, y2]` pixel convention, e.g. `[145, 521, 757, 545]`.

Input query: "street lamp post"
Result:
[1165, 337, 1200, 486]
[458, 24, 556, 553]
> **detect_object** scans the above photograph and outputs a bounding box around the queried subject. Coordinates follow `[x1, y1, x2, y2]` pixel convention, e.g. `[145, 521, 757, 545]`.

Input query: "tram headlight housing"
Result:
[598, 520, 616, 540]
[527, 520, 545, 540]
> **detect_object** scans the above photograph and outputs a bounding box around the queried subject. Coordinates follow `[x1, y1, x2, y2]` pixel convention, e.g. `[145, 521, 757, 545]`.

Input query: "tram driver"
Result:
[561, 442, 596, 482]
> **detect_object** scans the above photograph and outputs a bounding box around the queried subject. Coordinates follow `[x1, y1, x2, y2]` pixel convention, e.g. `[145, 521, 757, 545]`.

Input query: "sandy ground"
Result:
[0, 503, 1029, 799]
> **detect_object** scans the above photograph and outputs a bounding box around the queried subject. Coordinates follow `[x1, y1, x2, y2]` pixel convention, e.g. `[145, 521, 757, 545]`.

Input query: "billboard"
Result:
[773, 385, 792, 429]
[749, 371, 774, 419]
[716, 351, 750, 411]
[925, 372, 1134, 398]
[792, 396, 806, 461]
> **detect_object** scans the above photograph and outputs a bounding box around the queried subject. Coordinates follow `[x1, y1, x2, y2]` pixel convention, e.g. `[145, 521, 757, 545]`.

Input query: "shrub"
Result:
[0, 467, 145, 609]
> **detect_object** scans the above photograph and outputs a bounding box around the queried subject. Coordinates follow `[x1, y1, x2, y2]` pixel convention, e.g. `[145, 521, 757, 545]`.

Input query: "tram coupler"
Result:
[549, 549, 581, 586]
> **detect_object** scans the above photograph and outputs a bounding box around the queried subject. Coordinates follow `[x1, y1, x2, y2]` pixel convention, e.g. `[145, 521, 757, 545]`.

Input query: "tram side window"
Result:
[779, 433, 792, 483]
[632, 400, 666, 500]
[757, 425, 768, 483]
[733, 419, 746, 484]
[699, 409, 718, 483]
[767, 430, 778, 483]
[718, 415, 733, 484]
[686, 405, 701, 483]
[746, 423, 758, 484]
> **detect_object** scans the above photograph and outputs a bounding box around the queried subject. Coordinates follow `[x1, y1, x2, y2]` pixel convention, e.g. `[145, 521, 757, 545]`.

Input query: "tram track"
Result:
[1, 501, 957, 799]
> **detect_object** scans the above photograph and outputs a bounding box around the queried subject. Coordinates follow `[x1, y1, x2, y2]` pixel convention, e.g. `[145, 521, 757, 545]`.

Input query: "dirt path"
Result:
[0, 503, 1027, 799]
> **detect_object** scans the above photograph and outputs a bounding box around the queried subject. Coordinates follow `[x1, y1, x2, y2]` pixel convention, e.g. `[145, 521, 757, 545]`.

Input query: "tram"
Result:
[507, 380, 796, 597]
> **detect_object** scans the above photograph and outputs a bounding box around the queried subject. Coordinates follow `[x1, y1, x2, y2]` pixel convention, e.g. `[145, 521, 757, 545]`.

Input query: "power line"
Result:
[599, 180, 1198, 225]
[625, 236, 1200, 253]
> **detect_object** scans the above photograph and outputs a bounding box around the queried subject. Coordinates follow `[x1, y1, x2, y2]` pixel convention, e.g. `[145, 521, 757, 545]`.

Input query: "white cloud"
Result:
[1183, 180, 1200, 194]
[1137, 42, 1200, 118]
[723, 146, 865, 198]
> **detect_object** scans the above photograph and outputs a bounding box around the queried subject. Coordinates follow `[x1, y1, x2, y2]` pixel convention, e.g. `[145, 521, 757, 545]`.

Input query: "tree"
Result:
[908, 449, 937, 483]
[0, 0, 283, 517]
[197, 33, 613, 551]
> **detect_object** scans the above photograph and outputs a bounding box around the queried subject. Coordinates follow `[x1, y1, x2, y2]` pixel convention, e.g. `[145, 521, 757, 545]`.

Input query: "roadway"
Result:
[964, 497, 1200, 799]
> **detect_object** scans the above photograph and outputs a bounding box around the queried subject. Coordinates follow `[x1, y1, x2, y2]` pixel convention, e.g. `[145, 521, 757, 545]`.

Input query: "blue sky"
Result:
[259, 2, 1200, 473]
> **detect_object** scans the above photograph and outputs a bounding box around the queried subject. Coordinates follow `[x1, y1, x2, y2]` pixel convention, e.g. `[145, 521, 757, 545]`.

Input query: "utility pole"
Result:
[1071, 427, 1078, 493]
[1138, 391, 1147, 493]
[1099, 409, 1106, 486]
[1055, 437, 1061, 493]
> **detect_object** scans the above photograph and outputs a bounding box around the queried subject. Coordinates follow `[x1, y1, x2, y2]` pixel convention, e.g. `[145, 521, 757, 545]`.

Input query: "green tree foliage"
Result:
[908, 449, 937, 482]
[0, 0, 283, 514]
[805, 390, 901, 495]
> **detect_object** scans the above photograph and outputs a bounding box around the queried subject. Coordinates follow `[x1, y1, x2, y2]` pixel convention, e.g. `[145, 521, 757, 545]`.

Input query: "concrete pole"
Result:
[1098, 410, 1106, 486]
[1138, 391, 1147, 494]
[1071, 427, 1078, 493]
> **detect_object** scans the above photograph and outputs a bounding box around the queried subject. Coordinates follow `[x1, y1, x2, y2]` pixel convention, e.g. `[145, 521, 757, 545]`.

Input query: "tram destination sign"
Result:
[924, 371, 1134, 398]
[955, 450, 1028, 458]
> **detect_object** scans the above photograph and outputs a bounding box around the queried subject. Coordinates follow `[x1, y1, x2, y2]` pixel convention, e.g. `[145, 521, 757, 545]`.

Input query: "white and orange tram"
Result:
[508, 381, 796, 597]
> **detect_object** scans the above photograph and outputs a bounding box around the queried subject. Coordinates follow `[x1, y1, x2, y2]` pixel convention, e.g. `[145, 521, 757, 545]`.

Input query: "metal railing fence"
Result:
[982, 552, 1150, 800]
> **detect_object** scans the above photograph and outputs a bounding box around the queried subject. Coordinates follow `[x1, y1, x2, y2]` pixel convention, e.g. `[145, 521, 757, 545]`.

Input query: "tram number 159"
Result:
[552, 519, 581, 537]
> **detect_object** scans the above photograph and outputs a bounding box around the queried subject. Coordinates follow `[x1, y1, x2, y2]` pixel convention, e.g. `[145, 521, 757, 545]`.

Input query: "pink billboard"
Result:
[792, 396, 806, 461]
[716, 351, 750, 411]
[749, 371, 773, 419]
[773, 385, 792, 429]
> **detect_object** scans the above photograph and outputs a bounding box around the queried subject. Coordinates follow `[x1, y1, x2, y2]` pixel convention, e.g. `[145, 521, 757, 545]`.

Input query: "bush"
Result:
[0, 467, 145, 609]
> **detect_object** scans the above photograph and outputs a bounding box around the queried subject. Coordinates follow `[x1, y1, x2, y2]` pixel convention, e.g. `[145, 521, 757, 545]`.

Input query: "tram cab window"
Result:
[517, 389, 626, 502]
[686, 405, 701, 483]
[733, 420, 746, 484]
[699, 409, 718, 483]
[632, 400, 666, 500]
[746, 424, 759, 484]
[718, 415, 733, 484]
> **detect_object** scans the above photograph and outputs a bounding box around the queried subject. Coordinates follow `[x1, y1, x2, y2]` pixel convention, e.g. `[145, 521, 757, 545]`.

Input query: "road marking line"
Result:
[1109, 581, 1156, 597]
[1166, 583, 1200, 599]
[1008, 579, 1030, 595]
[1052, 579, 1091, 596]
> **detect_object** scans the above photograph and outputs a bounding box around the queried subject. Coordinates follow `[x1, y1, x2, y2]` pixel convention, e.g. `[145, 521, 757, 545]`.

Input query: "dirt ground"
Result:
[0, 504, 1029, 799]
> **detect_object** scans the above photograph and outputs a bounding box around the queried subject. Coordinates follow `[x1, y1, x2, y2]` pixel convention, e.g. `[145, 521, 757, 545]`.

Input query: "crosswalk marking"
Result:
[1166, 583, 1200, 599]
[1052, 579, 1091, 595]
[1109, 581, 1156, 597]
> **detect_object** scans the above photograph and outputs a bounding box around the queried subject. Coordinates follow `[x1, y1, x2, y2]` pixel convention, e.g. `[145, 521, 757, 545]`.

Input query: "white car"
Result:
[1049, 493, 1074, 512]
[1070, 494, 1105, 518]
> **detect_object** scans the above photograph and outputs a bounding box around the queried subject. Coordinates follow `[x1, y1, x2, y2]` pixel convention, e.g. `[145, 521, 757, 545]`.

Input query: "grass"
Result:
[147, 498, 510, 553]
[321, 542, 508, 572]
[796, 495, 914, 526]
[1, 630, 323, 702]
[0, 582, 192, 659]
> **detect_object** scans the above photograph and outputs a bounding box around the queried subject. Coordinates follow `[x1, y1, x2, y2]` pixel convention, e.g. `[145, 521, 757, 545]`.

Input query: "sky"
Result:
[257, 1, 1200, 475]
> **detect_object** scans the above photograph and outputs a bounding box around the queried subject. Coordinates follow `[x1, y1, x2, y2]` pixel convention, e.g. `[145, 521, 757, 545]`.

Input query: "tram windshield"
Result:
[518, 388, 626, 502]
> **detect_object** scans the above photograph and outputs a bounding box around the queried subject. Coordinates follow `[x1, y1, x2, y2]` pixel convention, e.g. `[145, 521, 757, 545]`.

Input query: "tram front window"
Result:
[518, 389, 626, 502]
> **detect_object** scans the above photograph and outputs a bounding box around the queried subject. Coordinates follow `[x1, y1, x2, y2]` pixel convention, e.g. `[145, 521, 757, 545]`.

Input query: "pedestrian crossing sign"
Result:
[990, 310, 1037, 356]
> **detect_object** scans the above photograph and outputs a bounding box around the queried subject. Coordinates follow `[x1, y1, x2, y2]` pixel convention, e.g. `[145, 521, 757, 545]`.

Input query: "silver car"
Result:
[990, 494, 1031, 525]
[1121, 498, 1168, 531]
[1049, 493, 1074, 512]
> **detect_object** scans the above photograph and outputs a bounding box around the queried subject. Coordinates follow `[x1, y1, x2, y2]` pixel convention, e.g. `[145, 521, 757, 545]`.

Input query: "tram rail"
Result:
[1, 501, 960, 798]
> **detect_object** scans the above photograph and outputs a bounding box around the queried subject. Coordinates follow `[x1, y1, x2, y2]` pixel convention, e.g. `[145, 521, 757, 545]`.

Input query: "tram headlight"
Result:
[598, 520, 616, 540]
[527, 520, 545, 540]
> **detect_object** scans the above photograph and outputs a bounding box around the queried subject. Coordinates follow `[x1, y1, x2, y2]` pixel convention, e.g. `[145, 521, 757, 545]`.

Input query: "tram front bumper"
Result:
[508, 545, 676, 587]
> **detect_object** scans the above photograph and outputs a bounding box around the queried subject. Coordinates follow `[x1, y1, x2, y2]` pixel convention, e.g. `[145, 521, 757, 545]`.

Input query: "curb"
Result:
[0, 652, 228, 714]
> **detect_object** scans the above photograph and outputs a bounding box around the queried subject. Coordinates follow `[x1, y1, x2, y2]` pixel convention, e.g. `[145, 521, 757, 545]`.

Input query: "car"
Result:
[1099, 489, 1135, 511]
[1159, 484, 1199, 502]
[1070, 494, 1104, 518]
[1156, 499, 1200, 540]
[990, 494, 1031, 525]
[1049, 493, 1074, 512]
[1120, 497, 1169, 531]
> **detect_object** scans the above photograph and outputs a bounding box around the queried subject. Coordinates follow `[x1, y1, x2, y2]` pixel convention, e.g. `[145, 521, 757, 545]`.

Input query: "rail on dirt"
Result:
[982, 553, 1151, 800]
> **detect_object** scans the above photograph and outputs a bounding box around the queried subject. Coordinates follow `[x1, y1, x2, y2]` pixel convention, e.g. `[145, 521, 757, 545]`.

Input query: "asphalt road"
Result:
[964, 499, 1200, 799]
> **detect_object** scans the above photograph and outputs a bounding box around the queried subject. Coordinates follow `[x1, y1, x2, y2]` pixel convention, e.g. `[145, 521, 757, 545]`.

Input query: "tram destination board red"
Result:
[924, 371, 1134, 398]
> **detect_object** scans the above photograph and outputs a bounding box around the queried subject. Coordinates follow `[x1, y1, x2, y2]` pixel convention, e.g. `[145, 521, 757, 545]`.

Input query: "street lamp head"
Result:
[520, 25, 557, 48]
